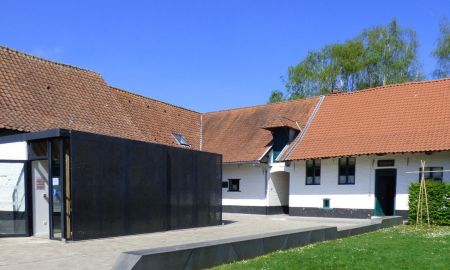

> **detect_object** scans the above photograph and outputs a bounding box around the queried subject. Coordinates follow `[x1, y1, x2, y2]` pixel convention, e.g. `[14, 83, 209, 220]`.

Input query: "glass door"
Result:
[31, 160, 49, 237]
[29, 138, 69, 240]
[49, 139, 64, 240]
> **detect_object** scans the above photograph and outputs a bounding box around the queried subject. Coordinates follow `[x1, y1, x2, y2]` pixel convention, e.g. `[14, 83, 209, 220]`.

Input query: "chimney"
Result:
[331, 89, 341, 94]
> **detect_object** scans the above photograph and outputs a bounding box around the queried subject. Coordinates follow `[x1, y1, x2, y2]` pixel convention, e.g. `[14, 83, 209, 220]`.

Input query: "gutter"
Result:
[283, 95, 325, 160]
[223, 161, 263, 165]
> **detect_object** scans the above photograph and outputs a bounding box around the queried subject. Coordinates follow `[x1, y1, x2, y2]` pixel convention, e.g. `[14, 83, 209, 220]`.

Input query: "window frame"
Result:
[305, 159, 321, 185]
[377, 159, 395, 167]
[338, 157, 356, 185]
[228, 179, 240, 192]
[419, 167, 443, 182]
[172, 133, 191, 147]
[323, 198, 330, 209]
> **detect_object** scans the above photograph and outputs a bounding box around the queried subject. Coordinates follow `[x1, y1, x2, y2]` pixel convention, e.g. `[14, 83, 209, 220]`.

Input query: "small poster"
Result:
[52, 177, 59, 186]
[36, 178, 45, 190]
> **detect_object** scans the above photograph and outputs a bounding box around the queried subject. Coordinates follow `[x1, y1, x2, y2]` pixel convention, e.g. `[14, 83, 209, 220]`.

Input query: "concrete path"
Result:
[0, 213, 372, 270]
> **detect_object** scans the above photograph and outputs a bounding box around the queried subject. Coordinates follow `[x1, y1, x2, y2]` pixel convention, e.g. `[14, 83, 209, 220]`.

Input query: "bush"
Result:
[408, 180, 450, 226]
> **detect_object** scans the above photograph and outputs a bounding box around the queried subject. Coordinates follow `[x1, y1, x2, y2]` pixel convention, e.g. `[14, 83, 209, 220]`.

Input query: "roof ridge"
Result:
[109, 86, 201, 114]
[204, 95, 319, 114]
[326, 77, 450, 97]
[0, 45, 99, 75]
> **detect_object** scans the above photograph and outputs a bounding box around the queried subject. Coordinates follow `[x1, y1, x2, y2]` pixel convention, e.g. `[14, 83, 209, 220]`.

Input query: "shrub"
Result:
[408, 180, 450, 226]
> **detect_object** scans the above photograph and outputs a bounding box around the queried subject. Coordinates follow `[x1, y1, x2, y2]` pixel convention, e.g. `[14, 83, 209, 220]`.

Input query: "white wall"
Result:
[0, 142, 27, 160]
[268, 172, 289, 206]
[290, 152, 450, 211]
[222, 164, 268, 206]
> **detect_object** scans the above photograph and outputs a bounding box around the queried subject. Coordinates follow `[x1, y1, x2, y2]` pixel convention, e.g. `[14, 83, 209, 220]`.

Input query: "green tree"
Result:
[433, 18, 450, 78]
[358, 18, 422, 88]
[285, 47, 337, 98]
[330, 40, 365, 91]
[272, 18, 422, 102]
[268, 90, 285, 103]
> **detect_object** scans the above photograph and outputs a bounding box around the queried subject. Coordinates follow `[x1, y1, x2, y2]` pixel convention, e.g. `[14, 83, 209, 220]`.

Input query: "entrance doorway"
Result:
[374, 169, 397, 216]
[30, 139, 66, 240]
[270, 171, 290, 214]
[32, 160, 49, 237]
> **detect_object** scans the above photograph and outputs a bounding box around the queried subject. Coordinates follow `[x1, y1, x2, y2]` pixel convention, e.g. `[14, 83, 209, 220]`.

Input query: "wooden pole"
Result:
[416, 161, 423, 228]
[416, 160, 431, 229]
[416, 170, 423, 228]
[423, 170, 431, 227]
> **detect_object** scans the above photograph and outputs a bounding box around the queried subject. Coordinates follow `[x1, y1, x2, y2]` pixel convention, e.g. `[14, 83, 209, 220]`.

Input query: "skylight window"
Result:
[172, 133, 191, 147]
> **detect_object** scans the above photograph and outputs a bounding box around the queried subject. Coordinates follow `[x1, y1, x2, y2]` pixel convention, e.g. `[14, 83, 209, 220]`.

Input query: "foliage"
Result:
[214, 226, 450, 270]
[268, 90, 285, 103]
[408, 180, 450, 226]
[433, 17, 450, 78]
[272, 19, 423, 102]
[358, 19, 422, 89]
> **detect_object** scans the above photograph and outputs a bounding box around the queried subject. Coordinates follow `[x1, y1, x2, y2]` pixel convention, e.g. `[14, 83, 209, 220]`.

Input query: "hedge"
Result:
[408, 180, 450, 226]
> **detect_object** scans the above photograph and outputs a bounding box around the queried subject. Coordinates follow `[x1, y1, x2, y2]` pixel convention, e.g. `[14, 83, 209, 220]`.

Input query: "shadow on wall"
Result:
[270, 171, 289, 206]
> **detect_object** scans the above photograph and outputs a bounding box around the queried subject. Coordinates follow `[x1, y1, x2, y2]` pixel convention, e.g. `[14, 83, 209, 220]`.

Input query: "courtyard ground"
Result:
[0, 213, 371, 270]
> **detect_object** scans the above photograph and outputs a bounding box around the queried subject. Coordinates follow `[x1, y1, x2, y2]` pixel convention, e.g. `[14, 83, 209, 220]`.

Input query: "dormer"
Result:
[262, 116, 300, 162]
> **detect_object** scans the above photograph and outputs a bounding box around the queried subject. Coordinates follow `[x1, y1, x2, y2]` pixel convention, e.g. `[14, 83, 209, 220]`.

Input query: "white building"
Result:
[203, 79, 450, 219]
[1, 46, 450, 228]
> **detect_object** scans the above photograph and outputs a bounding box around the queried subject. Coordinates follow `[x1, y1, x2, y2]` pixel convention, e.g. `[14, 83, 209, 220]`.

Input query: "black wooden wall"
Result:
[69, 131, 222, 240]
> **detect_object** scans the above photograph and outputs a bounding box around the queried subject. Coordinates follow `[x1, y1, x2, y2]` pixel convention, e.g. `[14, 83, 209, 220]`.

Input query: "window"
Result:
[172, 133, 191, 147]
[339, 157, 355, 185]
[419, 167, 443, 182]
[377, 159, 395, 167]
[222, 181, 229, 188]
[228, 179, 240, 192]
[306, 159, 321, 185]
[28, 140, 48, 159]
[323, 198, 330, 209]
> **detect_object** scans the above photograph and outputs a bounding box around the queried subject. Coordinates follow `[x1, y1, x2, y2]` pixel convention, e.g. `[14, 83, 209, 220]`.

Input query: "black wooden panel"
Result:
[69, 131, 222, 240]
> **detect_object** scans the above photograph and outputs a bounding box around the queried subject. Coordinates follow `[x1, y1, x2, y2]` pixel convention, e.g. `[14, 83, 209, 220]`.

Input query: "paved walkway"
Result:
[0, 213, 372, 270]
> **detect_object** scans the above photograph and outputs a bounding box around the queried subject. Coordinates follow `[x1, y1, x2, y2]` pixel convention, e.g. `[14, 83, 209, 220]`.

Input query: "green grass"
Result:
[213, 226, 450, 270]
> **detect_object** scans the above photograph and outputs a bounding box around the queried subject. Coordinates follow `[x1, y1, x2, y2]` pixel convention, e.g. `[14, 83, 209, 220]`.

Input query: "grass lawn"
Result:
[213, 225, 450, 270]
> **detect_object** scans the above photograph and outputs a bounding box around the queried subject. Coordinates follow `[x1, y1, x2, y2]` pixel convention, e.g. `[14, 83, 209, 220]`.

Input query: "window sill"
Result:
[305, 183, 321, 186]
[227, 190, 241, 192]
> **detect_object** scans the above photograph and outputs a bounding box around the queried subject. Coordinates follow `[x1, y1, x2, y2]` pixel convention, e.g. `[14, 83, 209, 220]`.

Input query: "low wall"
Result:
[113, 216, 403, 270]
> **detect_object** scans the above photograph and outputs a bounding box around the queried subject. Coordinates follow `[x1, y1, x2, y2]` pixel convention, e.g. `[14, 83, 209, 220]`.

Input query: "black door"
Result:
[375, 169, 397, 216]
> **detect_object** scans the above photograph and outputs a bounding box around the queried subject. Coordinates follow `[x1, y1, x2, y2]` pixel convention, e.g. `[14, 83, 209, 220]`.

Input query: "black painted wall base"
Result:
[223, 205, 288, 215]
[290, 207, 373, 219]
[289, 207, 409, 220]
[394, 210, 408, 220]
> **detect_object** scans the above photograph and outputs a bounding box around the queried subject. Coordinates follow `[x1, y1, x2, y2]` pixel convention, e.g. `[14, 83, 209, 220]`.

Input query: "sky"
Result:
[1, 0, 449, 112]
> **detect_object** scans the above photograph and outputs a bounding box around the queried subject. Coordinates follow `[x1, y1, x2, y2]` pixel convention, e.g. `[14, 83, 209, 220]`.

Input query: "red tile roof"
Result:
[111, 87, 201, 149]
[202, 98, 319, 163]
[285, 78, 450, 160]
[2, 46, 450, 163]
[262, 115, 301, 131]
[0, 46, 201, 149]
